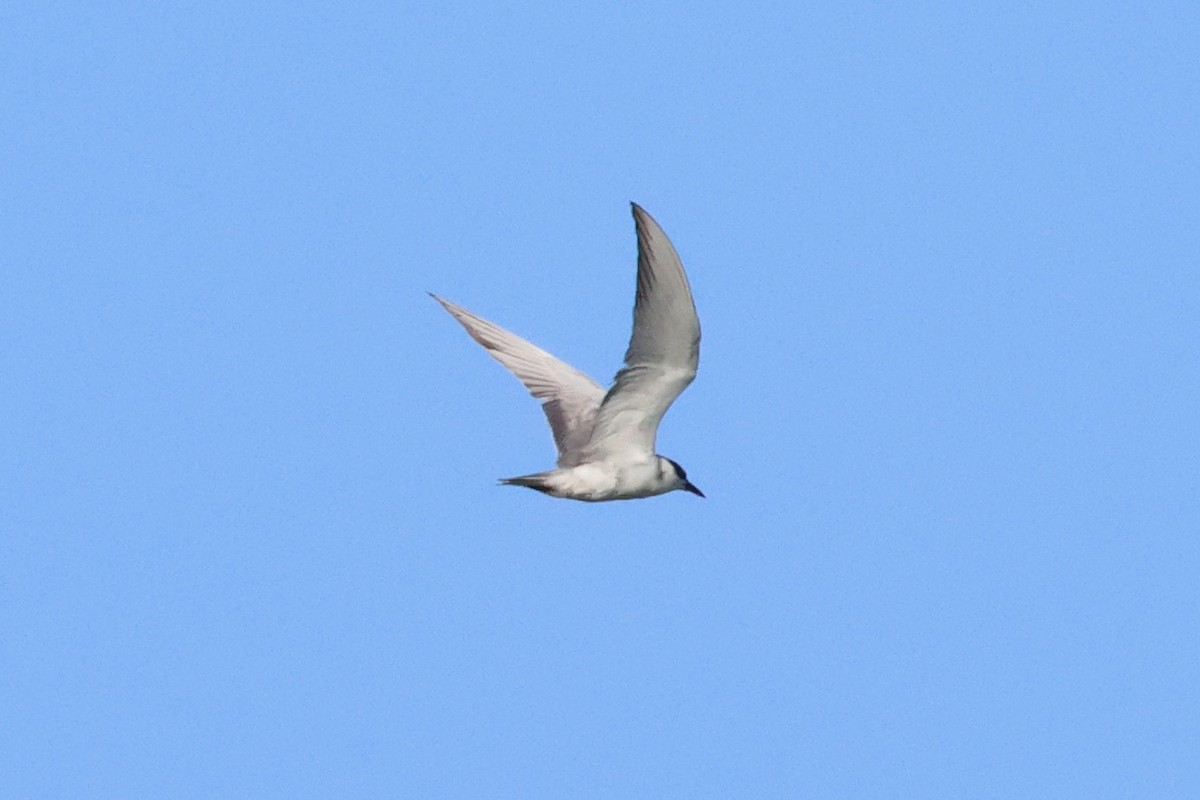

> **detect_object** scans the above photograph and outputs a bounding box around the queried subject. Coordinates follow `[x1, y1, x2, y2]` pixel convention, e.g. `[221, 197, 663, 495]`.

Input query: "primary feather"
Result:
[429, 294, 606, 467]
[581, 203, 700, 461]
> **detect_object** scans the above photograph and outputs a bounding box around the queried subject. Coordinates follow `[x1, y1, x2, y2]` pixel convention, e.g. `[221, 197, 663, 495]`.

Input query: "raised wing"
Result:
[582, 204, 700, 461]
[430, 294, 606, 467]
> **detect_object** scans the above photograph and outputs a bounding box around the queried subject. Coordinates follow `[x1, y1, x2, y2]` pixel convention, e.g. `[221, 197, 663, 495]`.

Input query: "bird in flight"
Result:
[431, 203, 703, 502]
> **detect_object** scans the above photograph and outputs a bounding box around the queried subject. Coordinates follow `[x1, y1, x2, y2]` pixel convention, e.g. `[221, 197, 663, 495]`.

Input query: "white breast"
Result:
[542, 459, 671, 502]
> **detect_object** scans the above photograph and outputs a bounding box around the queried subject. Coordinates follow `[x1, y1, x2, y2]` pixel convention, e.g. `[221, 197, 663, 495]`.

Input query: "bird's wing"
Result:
[582, 204, 700, 461]
[431, 294, 607, 467]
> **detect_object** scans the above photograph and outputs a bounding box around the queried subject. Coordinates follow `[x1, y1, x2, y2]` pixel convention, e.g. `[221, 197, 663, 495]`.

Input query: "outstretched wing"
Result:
[582, 204, 700, 461]
[431, 294, 606, 467]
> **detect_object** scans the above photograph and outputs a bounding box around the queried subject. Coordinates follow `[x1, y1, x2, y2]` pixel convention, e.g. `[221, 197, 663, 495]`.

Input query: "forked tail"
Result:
[499, 472, 556, 495]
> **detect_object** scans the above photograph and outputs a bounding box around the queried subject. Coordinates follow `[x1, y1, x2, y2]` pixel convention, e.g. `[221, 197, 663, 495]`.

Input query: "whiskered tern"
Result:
[431, 203, 703, 501]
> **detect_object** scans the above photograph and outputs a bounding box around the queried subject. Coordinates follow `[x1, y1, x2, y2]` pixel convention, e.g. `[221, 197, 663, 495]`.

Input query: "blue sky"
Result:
[3, 1, 1198, 796]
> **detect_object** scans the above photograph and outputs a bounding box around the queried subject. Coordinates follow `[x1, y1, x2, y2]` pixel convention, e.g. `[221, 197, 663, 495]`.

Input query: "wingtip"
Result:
[429, 292, 461, 317]
[630, 203, 663, 233]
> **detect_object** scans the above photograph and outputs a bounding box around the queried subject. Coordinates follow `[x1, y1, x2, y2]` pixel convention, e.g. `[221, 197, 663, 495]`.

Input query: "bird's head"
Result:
[660, 457, 704, 498]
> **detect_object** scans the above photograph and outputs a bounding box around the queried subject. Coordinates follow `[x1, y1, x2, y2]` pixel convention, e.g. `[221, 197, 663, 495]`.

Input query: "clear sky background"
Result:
[3, 2, 1198, 797]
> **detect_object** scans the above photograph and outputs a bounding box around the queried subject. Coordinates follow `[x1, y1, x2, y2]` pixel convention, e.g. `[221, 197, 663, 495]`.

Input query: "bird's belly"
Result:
[548, 461, 667, 502]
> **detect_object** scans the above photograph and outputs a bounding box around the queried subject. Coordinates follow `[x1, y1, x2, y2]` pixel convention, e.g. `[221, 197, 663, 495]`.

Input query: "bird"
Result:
[430, 203, 704, 502]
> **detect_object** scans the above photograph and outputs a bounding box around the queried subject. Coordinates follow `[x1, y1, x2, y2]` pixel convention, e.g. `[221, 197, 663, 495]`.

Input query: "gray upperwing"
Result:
[431, 294, 607, 466]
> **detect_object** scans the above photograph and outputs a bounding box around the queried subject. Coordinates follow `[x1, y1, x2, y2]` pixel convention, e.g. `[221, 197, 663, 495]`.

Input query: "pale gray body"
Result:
[431, 203, 703, 502]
